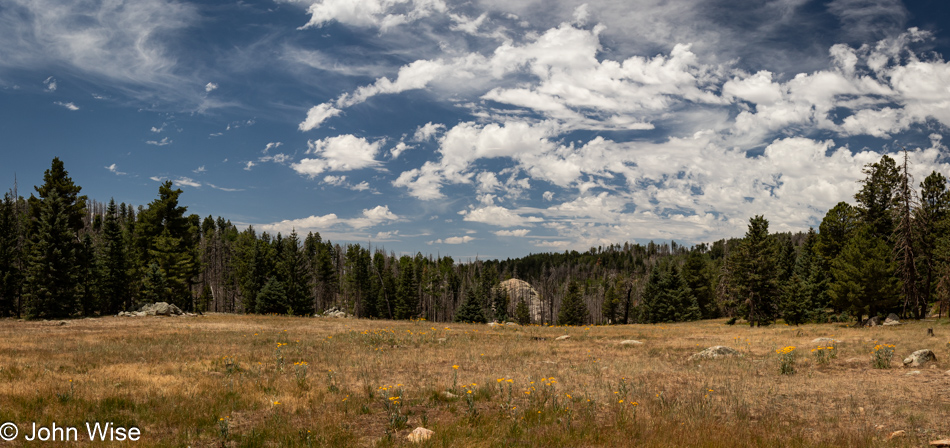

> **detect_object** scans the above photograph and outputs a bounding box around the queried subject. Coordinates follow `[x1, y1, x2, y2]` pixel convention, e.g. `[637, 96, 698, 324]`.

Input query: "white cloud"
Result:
[2, 0, 200, 103]
[389, 141, 412, 159]
[193, 165, 206, 173]
[244, 161, 256, 171]
[264, 142, 283, 153]
[351, 181, 371, 191]
[291, 134, 383, 178]
[299, 103, 342, 131]
[459, 205, 544, 227]
[260, 204, 399, 234]
[259, 153, 292, 164]
[105, 163, 126, 175]
[296, 0, 447, 31]
[173, 177, 201, 188]
[413, 122, 444, 141]
[151, 123, 166, 133]
[430, 235, 476, 244]
[205, 82, 218, 92]
[494, 229, 529, 237]
[146, 137, 172, 146]
[43, 76, 56, 92]
[54, 101, 79, 111]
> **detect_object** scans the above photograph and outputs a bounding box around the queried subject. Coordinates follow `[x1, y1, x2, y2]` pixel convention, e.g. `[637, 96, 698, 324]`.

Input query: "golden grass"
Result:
[1, 315, 949, 447]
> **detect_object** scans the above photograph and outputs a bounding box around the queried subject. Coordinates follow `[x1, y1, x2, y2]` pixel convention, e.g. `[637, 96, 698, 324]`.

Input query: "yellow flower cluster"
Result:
[293, 361, 308, 366]
[775, 346, 796, 355]
[811, 346, 834, 352]
[873, 343, 895, 351]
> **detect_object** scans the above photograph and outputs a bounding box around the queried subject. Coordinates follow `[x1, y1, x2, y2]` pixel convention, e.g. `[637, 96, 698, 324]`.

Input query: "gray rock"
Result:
[689, 346, 740, 361]
[437, 338, 447, 343]
[505, 322, 520, 327]
[139, 302, 184, 316]
[497, 278, 542, 324]
[555, 335, 570, 341]
[619, 340, 643, 345]
[864, 316, 882, 327]
[903, 349, 937, 367]
[883, 313, 901, 326]
[407, 427, 434, 443]
[488, 322, 501, 328]
[811, 337, 840, 344]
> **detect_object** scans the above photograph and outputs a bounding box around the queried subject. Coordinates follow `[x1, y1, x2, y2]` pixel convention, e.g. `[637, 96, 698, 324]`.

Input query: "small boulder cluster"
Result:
[865, 313, 901, 327]
[118, 302, 195, 317]
[317, 307, 349, 318]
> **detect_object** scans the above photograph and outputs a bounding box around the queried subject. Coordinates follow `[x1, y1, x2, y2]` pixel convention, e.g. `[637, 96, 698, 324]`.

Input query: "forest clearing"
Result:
[1, 314, 949, 447]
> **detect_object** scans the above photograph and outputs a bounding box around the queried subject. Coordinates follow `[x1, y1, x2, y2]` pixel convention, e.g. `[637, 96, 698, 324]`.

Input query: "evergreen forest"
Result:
[1, 155, 949, 326]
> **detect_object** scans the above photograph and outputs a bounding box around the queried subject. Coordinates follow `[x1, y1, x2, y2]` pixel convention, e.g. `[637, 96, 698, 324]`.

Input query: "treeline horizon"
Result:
[1, 154, 948, 325]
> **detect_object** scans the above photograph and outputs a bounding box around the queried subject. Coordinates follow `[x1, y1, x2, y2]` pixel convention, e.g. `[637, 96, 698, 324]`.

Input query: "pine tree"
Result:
[101, 199, 129, 313]
[279, 230, 312, 316]
[682, 249, 715, 318]
[854, 154, 900, 239]
[24, 188, 80, 318]
[0, 191, 23, 317]
[557, 280, 589, 326]
[735, 215, 779, 326]
[454, 287, 486, 323]
[515, 298, 531, 325]
[255, 276, 287, 314]
[917, 171, 948, 316]
[492, 287, 509, 322]
[829, 225, 899, 321]
[394, 255, 418, 319]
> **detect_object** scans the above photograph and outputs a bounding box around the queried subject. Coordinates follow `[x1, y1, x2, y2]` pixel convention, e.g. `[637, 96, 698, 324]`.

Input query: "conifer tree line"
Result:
[0, 156, 948, 325]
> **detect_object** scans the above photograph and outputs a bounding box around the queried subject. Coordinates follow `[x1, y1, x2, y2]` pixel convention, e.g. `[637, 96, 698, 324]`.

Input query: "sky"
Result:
[1, 0, 950, 260]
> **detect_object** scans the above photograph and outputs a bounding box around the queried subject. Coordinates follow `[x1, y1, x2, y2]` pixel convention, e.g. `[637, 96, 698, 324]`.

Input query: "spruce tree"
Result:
[557, 280, 589, 326]
[829, 225, 899, 321]
[24, 188, 80, 318]
[735, 215, 779, 326]
[918, 171, 949, 315]
[255, 276, 287, 314]
[515, 298, 531, 325]
[454, 287, 486, 323]
[854, 154, 900, 239]
[101, 199, 129, 313]
[279, 230, 312, 316]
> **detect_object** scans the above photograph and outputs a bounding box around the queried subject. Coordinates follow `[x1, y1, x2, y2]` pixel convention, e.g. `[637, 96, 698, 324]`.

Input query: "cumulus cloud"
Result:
[299, 103, 342, 131]
[146, 137, 172, 146]
[260, 205, 399, 234]
[54, 101, 79, 111]
[429, 235, 476, 244]
[296, 0, 447, 31]
[459, 205, 544, 227]
[264, 142, 283, 153]
[292, 134, 383, 177]
[494, 229, 530, 237]
[205, 82, 218, 92]
[413, 122, 444, 141]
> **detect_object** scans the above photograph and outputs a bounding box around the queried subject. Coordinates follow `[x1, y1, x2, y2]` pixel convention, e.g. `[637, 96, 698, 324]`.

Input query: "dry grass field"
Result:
[1, 314, 949, 447]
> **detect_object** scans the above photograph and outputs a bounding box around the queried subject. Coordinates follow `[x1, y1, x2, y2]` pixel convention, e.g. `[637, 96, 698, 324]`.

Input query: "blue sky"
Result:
[1, 0, 949, 259]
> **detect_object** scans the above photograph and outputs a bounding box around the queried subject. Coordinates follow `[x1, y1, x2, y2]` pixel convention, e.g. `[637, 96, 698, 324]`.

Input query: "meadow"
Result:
[0, 315, 948, 447]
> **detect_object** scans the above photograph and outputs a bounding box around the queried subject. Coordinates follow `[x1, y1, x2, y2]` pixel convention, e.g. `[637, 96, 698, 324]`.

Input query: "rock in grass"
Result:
[555, 335, 570, 341]
[903, 349, 937, 367]
[407, 427, 434, 443]
[689, 346, 740, 361]
[864, 316, 882, 327]
[619, 340, 643, 346]
[811, 337, 840, 344]
[488, 322, 501, 328]
[888, 430, 906, 439]
[441, 391, 457, 399]
[883, 313, 901, 326]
